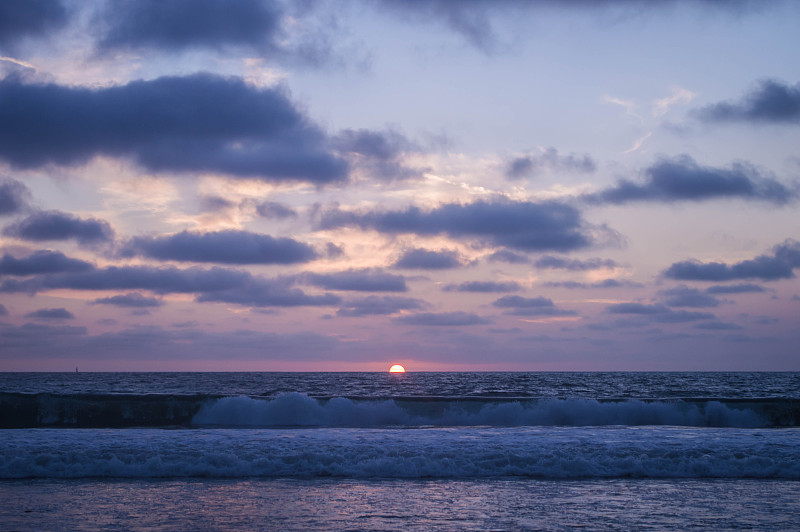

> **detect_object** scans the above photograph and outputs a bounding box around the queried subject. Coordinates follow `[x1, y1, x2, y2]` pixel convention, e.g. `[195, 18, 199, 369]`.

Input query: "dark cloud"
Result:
[302, 268, 407, 292]
[393, 248, 466, 270]
[506, 148, 595, 179]
[705, 283, 765, 294]
[393, 311, 492, 326]
[198, 195, 236, 213]
[545, 279, 641, 289]
[487, 249, 529, 264]
[319, 198, 594, 252]
[0, 262, 341, 309]
[0, 264, 323, 306]
[0, 322, 344, 362]
[0, 304, 7, 316]
[694, 321, 744, 331]
[0, 0, 68, 52]
[96, 0, 281, 53]
[0, 177, 31, 216]
[333, 128, 423, 181]
[0, 323, 87, 354]
[0, 73, 348, 183]
[325, 243, 345, 259]
[3, 210, 114, 245]
[534, 255, 618, 271]
[124, 230, 318, 265]
[25, 307, 75, 320]
[443, 281, 521, 292]
[694, 79, 800, 124]
[195, 279, 341, 308]
[255, 201, 298, 219]
[93, 0, 338, 67]
[0, 250, 93, 276]
[605, 302, 714, 323]
[91, 293, 163, 308]
[492, 295, 577, 317]
[663, 240, 800, 282]
[658, 286, 721, 308]
[585, 155, 794, 205]
[336, 295, 428, 317]
[0, 265, 252, 295]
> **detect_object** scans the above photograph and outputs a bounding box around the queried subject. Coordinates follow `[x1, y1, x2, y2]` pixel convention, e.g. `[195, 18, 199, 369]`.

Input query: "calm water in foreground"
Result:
[1, 372, 798, 530]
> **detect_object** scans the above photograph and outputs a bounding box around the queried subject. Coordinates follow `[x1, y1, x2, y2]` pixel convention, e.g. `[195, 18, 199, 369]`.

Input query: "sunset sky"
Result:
[1, 0, 798, 371]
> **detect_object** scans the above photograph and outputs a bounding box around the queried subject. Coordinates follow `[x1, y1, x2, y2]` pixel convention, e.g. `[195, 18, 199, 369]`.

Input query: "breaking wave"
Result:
[3, 392, 797, 428]
[2, 426, 799, 480]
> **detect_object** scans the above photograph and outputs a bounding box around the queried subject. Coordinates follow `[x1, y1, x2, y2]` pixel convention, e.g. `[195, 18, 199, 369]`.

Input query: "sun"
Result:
[389, 364, 406, 373]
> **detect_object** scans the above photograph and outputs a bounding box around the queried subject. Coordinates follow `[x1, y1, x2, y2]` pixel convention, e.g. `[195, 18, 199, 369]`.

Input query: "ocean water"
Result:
[1, 372, 799, 531]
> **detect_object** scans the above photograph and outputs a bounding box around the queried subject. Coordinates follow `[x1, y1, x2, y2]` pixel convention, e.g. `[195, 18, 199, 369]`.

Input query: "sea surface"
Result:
[1, 372, 799, 530]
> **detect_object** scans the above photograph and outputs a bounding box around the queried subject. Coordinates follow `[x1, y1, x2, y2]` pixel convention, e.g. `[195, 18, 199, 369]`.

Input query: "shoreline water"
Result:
[3, 478, 800, 531]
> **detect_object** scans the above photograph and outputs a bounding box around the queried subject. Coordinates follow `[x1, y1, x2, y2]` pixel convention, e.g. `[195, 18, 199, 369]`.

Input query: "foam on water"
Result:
[2, 427, 799, 480]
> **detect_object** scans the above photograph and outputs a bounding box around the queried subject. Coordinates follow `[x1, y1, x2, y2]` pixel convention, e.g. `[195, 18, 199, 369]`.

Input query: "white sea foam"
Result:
[190, 393, 769, 428]
[2, 426, 798, 480]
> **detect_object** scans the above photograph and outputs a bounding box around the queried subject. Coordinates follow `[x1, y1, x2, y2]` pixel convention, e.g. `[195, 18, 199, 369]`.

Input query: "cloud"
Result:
[333, 128, 424, 181]
[393, 311, 492, 326]
[302, 268, 408, 292]
[584, 155, 794, 205]
[0, 323, 343, 362]
[0, 177, 31, 216]
[198, 195, 236, 213]
[96, 0, 281, 53]
[443, 281, 521, 292]
[0, 250, 93, 275]
[534, 255, 618, 271]
[319, 198, 595, 252]
[694, 321, 744, 331]
[93, 0, 337, 67]
[255, 201, 298, 220]
[0, 0, 68, 52]
[658, 286, 721, 308]
[91, 293, 163, 308]
[492, 295, 577, 317]
[0, 304, 7, 316]
[194, 277, 341, 308]
[663, 240, 800, 282]
[3, 211, 114, 245]
[545, 279, 641, 289]
[393, 248, 467, 270]
[506, 148, 595, 179]
[487, 249, 529, 264]
[375, 1, 765, 52]
[0, 264, 339, 308]
[336, 295, 428, 317]
[0, 73, 348, 183]
[605, 302, 714, 323]
[705, 283, 765, 294]
[25, 307, 75, 320]
[694, 79, 800, 124]
[124, 230, 318, 265]
[0, 265, 252, 295]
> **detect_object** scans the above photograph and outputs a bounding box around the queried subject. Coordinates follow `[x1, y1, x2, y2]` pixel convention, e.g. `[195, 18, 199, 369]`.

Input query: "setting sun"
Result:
[389, 364, 406, 373]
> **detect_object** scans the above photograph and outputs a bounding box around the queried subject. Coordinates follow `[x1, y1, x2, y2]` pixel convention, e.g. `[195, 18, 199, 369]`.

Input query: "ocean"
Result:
[1, 372, 799, 531]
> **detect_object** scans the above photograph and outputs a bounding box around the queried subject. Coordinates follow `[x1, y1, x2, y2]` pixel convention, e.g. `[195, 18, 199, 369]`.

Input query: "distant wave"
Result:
[2, 427, 799, 480]
[2, 392, 797, 428]
[192, 393, 778, 428]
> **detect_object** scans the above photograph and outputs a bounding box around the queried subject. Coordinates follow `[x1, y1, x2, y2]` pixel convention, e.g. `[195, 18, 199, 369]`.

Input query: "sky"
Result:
[0, 0, 798, 371]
